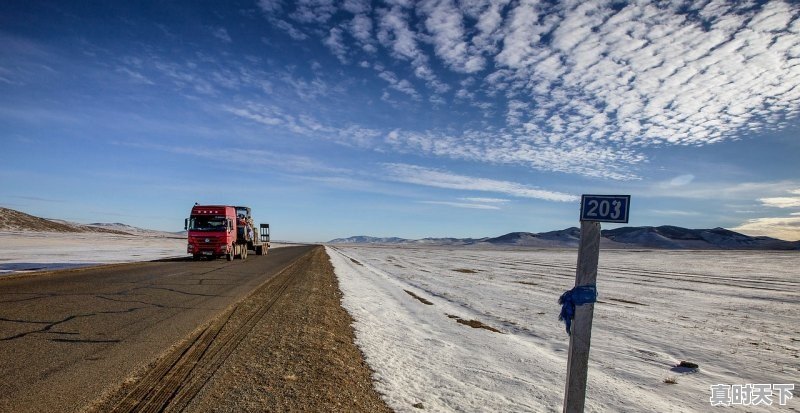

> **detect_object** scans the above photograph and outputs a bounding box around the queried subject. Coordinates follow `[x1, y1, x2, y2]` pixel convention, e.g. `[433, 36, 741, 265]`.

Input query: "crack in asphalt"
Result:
[0, 307, 143, 341]
[51, 338, 122, 343]
[139, 286, 219, 297]
[0, 293, 59, 303]
[95, 295, 166, 309]
[94, 294, 199, 310]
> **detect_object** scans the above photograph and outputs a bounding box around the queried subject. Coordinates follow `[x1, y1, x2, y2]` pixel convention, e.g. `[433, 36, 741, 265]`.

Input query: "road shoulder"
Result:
[89, 246, 392, 412]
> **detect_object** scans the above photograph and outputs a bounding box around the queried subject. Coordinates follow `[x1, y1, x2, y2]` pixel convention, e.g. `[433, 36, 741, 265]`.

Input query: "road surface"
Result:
[0, 245, 314, 412]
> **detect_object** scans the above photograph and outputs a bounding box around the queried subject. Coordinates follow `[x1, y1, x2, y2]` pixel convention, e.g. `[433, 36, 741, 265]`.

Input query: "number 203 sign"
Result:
[580, 195, 631, 223]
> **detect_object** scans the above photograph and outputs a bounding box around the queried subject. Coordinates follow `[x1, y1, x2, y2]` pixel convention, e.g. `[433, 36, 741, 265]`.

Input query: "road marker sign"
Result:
[563, 195, 631, 413]
[580, 195, 630, 223]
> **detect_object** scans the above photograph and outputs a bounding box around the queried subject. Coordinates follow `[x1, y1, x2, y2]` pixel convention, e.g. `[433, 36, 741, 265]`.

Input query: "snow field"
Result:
[0, 231, 294, 274]
[327, 246, 799, 412]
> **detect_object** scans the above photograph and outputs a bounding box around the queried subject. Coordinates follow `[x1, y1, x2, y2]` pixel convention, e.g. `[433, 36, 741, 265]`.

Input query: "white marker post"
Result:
[563, 195, 630, 413]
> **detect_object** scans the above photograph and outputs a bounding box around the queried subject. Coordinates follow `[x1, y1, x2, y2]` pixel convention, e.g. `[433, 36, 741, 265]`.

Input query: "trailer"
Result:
[185, 204, 269, 260]
[258, 223, 270, 255]
[234, 206, 269, 255]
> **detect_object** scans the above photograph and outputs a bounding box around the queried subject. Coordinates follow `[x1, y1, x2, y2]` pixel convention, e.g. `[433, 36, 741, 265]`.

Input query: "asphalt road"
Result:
[0, 245, 315, 413]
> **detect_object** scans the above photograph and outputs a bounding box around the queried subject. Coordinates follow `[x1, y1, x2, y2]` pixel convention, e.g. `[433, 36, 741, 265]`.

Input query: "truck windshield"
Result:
[188, 216, 227, 231]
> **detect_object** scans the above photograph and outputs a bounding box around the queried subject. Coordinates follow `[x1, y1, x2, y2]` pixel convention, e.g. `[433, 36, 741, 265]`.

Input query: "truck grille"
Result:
[192, 236, 222, 244]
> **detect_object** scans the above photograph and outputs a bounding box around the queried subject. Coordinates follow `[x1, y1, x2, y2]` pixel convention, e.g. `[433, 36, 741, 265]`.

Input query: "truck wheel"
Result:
[226, 246, 234, 261]
[192, 254, 201, 261]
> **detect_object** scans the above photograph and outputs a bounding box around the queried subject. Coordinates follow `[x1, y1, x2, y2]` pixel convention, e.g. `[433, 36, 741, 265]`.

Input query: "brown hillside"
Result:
[0, 207, 130, 235]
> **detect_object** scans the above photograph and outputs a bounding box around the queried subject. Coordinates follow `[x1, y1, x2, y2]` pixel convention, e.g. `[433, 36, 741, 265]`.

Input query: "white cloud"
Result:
[648, 209, 701, 217]
[760, 197, 800, 208]
[324, 27, 348, 63]
[257, 0, 283, 14]
[116, 67, 154, 85]
[728, 186, 800, 241]
[731, 217, 800, 241]
[669, 174, 695, 187]
[342, 0, 370, 14]
[271, 19, 308, 40]
[349, 14, 376, 52]
[376, 6, 421, 61]
[470, 0, 511, 56]
[648, 180, 800, 200]
[289, 0, 337, 24]
[384, 163, 579, 202]
[117, 141, 348, 175]
[496, 0, 555, 69]
[212, 27, 232, 43]
[420, 201, 501, 210]
[377, 70, 420, 100]
[335, 125, 383, 148]
[223, 104, 283, 126]
[402, 1, 798, 178]
[759, 188, 800, 208]
[382, 129, 644, 180]
[376, 5, 449, 94]
[245, 1, 800, 180]
[459, 197, 509, 203]
[223, 102, 384, 149]
[419, 0, 485, 73]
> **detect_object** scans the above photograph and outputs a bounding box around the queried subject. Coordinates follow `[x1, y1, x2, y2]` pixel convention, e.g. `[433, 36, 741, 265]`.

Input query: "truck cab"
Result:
[185, 205, 241, 260]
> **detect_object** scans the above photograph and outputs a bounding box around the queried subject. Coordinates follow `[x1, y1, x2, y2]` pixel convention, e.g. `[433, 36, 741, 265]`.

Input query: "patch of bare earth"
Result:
[89, 246, 391, 413]
[446, 314, 503, 334]
[404, 289, 433, 305]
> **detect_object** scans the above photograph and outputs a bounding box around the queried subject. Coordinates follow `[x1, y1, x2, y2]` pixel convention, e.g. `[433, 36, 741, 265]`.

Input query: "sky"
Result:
[0, 0, 799, 242]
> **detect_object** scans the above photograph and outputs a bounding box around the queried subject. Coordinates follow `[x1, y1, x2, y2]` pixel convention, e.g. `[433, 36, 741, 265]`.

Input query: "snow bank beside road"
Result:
[0, 231, 186, 274]
[0, 231, 303, 275]
[328, 246, 799, 412]
[327, 246, 562, 412]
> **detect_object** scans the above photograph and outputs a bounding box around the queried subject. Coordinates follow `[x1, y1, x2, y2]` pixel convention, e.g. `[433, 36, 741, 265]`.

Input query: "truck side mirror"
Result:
[184, 218, 188, 230]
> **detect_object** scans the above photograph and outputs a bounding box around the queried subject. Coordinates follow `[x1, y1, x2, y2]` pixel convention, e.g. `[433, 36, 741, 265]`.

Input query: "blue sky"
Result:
[1, 0, 799, 242]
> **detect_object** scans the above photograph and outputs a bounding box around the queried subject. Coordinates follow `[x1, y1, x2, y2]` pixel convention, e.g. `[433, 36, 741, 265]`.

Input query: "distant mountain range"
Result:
[329, 226, 800, 250]
[0, 207, 183, 238]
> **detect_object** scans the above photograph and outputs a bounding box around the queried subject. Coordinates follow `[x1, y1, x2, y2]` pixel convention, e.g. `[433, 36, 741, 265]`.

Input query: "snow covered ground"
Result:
[327, 246, 799, 412]
[0, 231, 294, 274]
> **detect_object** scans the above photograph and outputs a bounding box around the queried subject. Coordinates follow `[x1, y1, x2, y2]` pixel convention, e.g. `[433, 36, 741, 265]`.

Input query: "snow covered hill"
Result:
[329, 226, 799, 250]
[0, 207, 183, 238]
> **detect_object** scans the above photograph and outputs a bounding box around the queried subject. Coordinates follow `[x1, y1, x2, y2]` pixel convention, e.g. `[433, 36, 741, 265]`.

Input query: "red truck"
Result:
[185, 204, 270, 261]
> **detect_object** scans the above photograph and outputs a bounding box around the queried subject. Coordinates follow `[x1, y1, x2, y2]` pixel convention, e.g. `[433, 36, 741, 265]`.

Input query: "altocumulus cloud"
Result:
[248, 0, 800, 180]
[383, 163, 579, 202]
[734, 188, 800, 240]
[733, 217, 800, 241]
[760, 189, 800, 208]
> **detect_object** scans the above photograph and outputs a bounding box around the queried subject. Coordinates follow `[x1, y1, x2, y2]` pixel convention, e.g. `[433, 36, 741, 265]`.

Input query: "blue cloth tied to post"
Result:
[558, 285, 597, 335]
